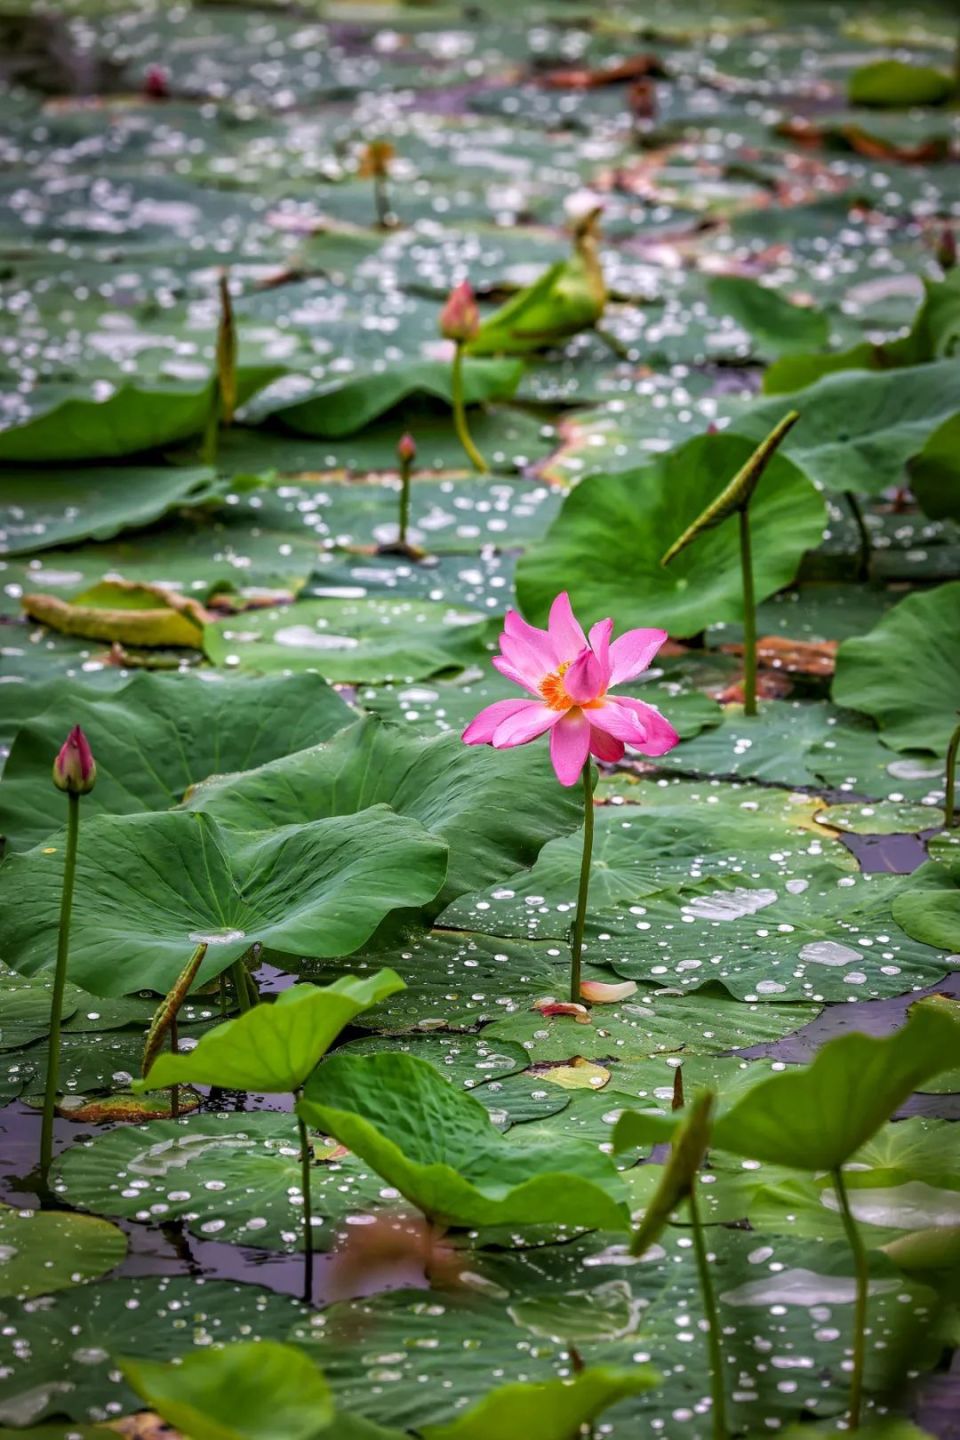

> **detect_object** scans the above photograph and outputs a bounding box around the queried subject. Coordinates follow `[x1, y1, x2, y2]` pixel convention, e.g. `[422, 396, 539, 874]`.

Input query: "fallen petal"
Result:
[580, 979, 638, 1003]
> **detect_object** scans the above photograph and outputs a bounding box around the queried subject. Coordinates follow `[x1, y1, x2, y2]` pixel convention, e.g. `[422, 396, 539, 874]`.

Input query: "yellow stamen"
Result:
[540, 659, 573, 710]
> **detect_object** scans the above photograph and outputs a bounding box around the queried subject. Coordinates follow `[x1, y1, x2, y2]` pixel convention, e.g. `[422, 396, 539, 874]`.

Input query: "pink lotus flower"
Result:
[52, 725, 96, 795]
[463, 593, 679, 785]
[439, 281, 480, 343]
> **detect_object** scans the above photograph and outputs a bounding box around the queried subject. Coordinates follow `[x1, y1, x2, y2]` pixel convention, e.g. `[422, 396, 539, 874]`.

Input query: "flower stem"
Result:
[738, 506, 758, 717]
[231, 959, 252, 1013]
[399, 456, 412, 546]
[297, 1102, 314, 1304]
[689, 1181, 728, 1440]
[40, 791, 80, 1187]
[169, 1016, 180, 1120]
[945, 718, 960, 828]
[374, 173, 392, 229]
[844, 490, 872, 583]
[451, 341, 488, 473]
[569, 762, 595, 1004]
[833, 1167, 868, 1430]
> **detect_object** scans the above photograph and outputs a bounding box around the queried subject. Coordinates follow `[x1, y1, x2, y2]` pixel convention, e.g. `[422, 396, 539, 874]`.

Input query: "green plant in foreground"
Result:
[614, 996, 960, 1431]
[118, 1338, 659, 1440]
[945, 713, 960, 827]
[616, 1091, 727, 1439]
[40, 725, 97, 1187]
[439, 281, 488, 473]
[661, 409, 800, 716]
[298, 1048, 629, 1231]
[136, 969, 404, 1302]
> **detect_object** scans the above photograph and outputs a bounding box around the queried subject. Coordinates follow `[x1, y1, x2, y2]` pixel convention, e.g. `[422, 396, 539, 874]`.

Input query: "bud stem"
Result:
[569, 762, 595, 1003]
[296, 1098, 314, 1303]
[39, 791, 80, 1187]
[739, 507, 758, 717]
[451, 342, 488, 474]
[832, 1166, 868, 1430]
[689, 1180, 728, 1440]
[399, 453, 412, 546]
[945, 718, 960, 828]
[373, 172, 392, 230]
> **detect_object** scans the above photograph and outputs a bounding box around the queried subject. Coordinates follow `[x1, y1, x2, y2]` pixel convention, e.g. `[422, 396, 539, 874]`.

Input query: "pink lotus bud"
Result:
[397, 432, 416, 463]
[143, 65, 170, 100]
[533, 998, 591, 1023]
[53, 726, 96, 795]
[439, 281, 479, 343]
[936, 226, 957, 272]
[579, 979, 637, 1004]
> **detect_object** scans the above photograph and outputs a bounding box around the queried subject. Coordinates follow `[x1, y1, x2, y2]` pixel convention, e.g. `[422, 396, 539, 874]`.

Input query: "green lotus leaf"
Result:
[891, 860, 960, 952]
[0, 809, 446, 996]
[485, 981, 820, 1064]
[53, 1110, 387, 1253]
[138, 970, 404, 1094]
[203, 594, 492, 684]
[781, 1424, 936, 1440]
[0, 465, 223, 558]
[832, 581, 960, 752]
[119, 1340, 333, 1440]
[765, 272, 960, 394]
[516, 432, 825, 638]
[183, 714, 581, 910]
[298, 1050, 629, 1230]
[707, 275, 828, 359]
[729, 360, 960, 496]
[0, 368, 282, 463]
[0, 1276, 305, 1425]
[0, 671, 354, 851]
[0, 1204, 127, 1300]
[713, 996, 960, 1171]
[909, 412, 960, 522]
[848, 58, 956, 107]
[268, 358, 523, 437]
[420, 1366, 659, 1440]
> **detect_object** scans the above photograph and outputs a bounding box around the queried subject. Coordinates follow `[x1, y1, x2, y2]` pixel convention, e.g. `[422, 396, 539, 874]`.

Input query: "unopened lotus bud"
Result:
[579, 979, 637, 1004]
[936, 226, 957, 272]
[439, 281, 480, 343]
[397, 432, 416, 464]
[143, 65, 170, 100]
[53, 726, 96, 795]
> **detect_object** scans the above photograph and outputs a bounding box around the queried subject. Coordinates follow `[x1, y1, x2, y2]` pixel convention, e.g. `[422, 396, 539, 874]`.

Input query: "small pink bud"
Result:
[533, 998, 591, 1023]
[53, 726, 96, 795]
[143, 65, 170, 100]
[397, 432, 416, 463]
[439, 281, 479, 343]
[579, 979, 638, 1004]
[936, 225, 957, 272]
